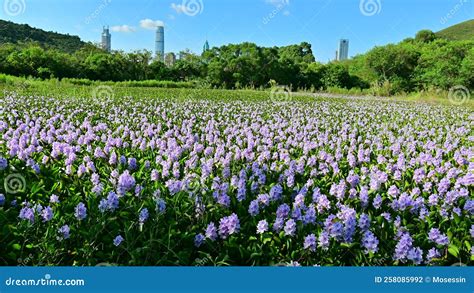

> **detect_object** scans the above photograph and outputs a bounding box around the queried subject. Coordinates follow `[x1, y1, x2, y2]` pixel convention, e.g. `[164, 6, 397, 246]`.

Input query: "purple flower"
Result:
[194, 233, 205, 247]
[139, 208, 149, 223]
[58, 225, 70, 240]
[407, 247, 423, 265]
[362, 231, 379, 254]
[49, 194, 60, 204]
[41, 206, 53, 222]
[74, 202, 87, 221]
[394, 233, 413, 262]
[358, 213, 370, 231]
[257, 220, 268, 234]
[0, 157, 7, 170]
[304, 234, 317, 252]
[0, 194, 5, 206]
[284, 219, 296, 236]
[464, 200, 474, 215]
[427, 248, 440, 262]
[248, 200, 259, 217]
[218, 213, 240, 239]
[128, 158, 138, 170]
[155, 197, 166, 213]
[318, 231, 330, 250]
[113, 235, 124, 246]
[273, 217, 285, 232]
[373, 194, 382, 209]
[205, 222, 218, 240]
[117, 171, 136, 194]
[470, 225, 474, 238]
[19, 207, 35, 223]
[428, 228, 449, 246]
[276, 204, 290, 219]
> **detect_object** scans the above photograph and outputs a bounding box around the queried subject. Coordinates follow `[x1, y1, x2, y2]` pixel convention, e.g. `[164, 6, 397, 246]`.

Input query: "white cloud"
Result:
[171, 3, 187, 14]
[139, 19, 165, 30]
[111, 25, 136, 33]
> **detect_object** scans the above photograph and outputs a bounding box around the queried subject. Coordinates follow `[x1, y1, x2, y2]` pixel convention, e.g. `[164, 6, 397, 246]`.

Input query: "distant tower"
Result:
[337, 39, 349, 61]
[203, 40, 210, 53]
[165, 52, 176, 67]
[155, 26, 165, 62]
[101, 26, 111, 52]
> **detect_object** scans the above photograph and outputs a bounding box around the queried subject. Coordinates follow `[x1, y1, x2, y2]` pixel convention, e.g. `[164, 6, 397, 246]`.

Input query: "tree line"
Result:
[0, 29, 472, 95]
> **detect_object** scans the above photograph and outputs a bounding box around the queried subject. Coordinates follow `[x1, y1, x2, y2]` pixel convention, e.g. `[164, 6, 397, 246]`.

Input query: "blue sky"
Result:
[1, 0, 473, 62]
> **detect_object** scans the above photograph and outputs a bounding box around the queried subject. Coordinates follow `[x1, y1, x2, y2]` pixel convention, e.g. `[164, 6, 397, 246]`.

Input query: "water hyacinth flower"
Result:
[58, 225, 70, 240]
[0, 157, 7, 170]
[117, 171, 136, 194]
[41, 206, 54, 222]
[49, 194, 60, 204]
[428, 228, 449, 246]
[304, 234, 317, 252]
[205, 222, 218, 241]
[19, 207, 35, 223]
[427, 248, 440, 262]
[362, 231, 379, 254]
[139, 208, 149, 223]
[284, 219, 297, 236]
[218, 213, 240, 239]
[74, 203, 87, 221]
[113, 235, 124, 246]
[0, 194, 5, 206]
[256, 220, 268, 234]
[470, 225, 474, 238]
[248, 200, 259, 217]
[194, 233, 205, 247]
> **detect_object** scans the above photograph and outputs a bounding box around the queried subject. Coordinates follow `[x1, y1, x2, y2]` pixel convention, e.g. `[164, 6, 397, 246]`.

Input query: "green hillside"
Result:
[437, 19, 474, 41]
[0, 19, 87, 53]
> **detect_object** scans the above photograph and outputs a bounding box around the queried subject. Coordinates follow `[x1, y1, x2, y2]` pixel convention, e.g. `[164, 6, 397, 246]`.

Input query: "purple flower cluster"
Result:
[218, 213, 240, 239]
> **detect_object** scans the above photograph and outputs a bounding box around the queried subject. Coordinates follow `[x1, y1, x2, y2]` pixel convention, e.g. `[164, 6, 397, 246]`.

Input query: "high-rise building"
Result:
[165, 52, 176, 67]
[203, 40, 210, 53]
[337, 39, 349, 61]
[101, 26, 111, 52]
[155, 26, 165, 62]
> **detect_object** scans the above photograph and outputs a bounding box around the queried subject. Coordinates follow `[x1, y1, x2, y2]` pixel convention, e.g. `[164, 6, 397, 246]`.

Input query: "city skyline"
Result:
[1, 0, 472, 62]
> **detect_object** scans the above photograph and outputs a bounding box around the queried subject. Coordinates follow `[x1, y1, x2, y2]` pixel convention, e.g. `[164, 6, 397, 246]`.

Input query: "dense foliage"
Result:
[0, 31, 472, 96]
[0, 20, 86, 54]
[0, 90, 472, 266]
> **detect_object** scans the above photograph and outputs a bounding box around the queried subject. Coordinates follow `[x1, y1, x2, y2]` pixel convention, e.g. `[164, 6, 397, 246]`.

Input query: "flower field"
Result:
[0, 90, 473, 266]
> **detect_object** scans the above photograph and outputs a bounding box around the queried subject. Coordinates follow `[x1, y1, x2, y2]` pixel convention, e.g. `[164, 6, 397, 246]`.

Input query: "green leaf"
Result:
[12, 243, 21, 250]
[448, 244, 459, 258]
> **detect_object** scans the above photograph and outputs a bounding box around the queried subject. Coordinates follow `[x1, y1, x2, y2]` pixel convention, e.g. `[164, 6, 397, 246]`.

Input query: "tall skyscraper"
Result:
[155, 26, 165, 62]
[337, 39, 349, 61]
[203, 40, 210, 53]
[101, 26, 111, 52]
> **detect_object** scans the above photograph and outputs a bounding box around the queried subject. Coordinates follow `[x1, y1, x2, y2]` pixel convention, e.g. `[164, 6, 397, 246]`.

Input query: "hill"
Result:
[437, 19, 474, 41]
[0, 19, 87, 53]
